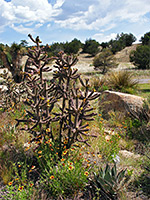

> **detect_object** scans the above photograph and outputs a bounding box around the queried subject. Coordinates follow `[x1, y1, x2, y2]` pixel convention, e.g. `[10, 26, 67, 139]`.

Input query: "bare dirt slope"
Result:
[75, 44, 141, 71]
[114, 43, 141, 63]
[74, 44, 141, 71]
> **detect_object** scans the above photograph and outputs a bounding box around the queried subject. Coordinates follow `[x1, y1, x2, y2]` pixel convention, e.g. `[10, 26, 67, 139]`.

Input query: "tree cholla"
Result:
[15, 34, 100, 158]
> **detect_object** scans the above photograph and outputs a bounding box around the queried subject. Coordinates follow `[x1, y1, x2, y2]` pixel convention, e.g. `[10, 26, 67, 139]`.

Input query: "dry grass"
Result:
[106, 70, 138, 92]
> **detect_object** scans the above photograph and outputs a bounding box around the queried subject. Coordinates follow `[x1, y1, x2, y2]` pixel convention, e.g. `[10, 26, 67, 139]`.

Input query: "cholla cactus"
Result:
[0, 70, 26, 110]
[0, 43, 24, 83]
[16, 35, 57, 141]
[16, 35, 100, 158]
[52, 52, 100, 152]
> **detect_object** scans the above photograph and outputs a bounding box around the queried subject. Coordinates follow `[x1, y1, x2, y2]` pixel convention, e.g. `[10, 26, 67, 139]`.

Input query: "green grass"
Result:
[137, 83, 150, 105]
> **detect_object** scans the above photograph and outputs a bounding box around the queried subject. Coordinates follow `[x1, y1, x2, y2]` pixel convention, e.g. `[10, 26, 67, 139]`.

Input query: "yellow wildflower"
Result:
[18, 186, 24, 191]
[62, 150, 68, 155]
[68, 165, 74, 170]
[8, 181, 13, 186]
[50, 175, 54, 180]
[30, 183, 34, 187]
[31, 165, 35, 170]
[46, 128, 50, 132]
[84, 171, 89, 176]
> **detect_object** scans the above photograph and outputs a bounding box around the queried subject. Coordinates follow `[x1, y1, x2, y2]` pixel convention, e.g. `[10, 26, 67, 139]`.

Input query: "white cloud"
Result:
[0, 0, 64, 33]
[0, 0, 150, 44]
[113, 0, 150, 23]
[56, 0, 150, 31]
[35, 23, 43, 29]
[100, 23, 116, 32]
[1, 0, 150, 33]
[11, 24, 34, 34]
[25, 22, 34, 27]
[54, 0, 65, 9]
[93, 33, 117, 43]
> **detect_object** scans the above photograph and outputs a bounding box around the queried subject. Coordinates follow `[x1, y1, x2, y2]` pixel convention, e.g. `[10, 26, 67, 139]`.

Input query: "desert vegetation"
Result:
[129, 31, 150, 69]
[0, 32, 150, 200]
[93, 49, 118, 74]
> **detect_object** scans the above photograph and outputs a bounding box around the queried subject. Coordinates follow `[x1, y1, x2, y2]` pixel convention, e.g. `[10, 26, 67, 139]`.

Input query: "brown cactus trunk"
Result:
[0, 51, 23, 83]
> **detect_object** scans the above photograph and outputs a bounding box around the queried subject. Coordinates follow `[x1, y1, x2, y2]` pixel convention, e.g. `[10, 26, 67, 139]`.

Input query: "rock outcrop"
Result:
[99, 90, 149, 122]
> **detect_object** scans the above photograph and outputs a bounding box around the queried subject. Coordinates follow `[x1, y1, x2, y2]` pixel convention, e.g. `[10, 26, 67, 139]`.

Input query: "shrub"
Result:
[130, 45, 150, 69]
[48, 42, 64, 56]
[106, 70, 138, 93]
[93, 49, 118, 74]
[82, 39, 100, 56]
[100, 42, 109, 49]
[140, 31, 150, 45]
[118, 33, 136, 47]
[109, 33, 136, 54]
[109, 39, 122, 54]
[64, 38, 82, 54]
[89, 75, 106, 92]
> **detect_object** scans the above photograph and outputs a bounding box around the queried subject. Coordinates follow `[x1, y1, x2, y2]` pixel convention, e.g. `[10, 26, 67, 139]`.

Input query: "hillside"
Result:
[114, 43, 141, 62]
[75, 44, 141, 72]
[0, 44, 141, 75]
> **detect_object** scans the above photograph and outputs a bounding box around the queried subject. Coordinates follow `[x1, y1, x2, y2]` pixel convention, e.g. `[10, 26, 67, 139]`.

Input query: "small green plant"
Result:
[89, 75, 107, 92]
[98, 133, 120, 162]
[91, 163, 128, 200]
[121, 117, 150, 142]
[130, 144, 150, 198]
[0, 121, 30, 185]
[2, 174, 35, 200]
[38, 146, 90, 198]
[1, 153, 39, 199]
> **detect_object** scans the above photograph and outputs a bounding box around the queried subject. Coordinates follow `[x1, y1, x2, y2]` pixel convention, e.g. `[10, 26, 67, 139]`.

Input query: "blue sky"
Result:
[0, 0, 150, 45]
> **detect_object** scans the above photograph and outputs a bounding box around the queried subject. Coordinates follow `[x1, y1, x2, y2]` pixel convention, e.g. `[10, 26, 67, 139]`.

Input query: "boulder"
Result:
[99, 90, 149, 121]
[119, 150, 141, 159]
